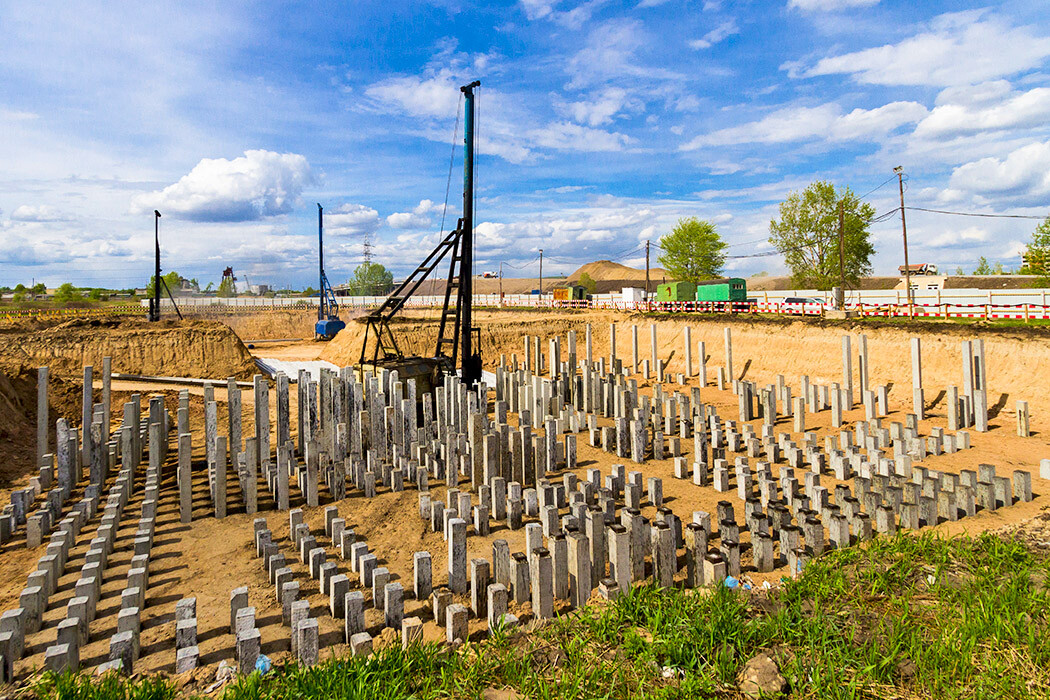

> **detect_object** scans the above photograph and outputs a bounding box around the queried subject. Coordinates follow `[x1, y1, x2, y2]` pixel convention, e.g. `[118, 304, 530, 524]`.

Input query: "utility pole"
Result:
[152, 210, 161, 322]
[538, 249, 543, 296]
[645, 240, 650, 303]
[838, 203, 846, 309]
[895, 166, 912, 310]
[499, 261, 503, 300]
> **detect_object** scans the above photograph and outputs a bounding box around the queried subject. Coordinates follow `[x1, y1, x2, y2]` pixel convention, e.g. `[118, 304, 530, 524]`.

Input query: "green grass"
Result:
[29, 532, 1050, 699]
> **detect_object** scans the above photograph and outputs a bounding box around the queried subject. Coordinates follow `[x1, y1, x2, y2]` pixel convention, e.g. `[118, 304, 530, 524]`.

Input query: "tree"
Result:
[578, 272, 597, 295]
[768, 181, 875, 291]
[147, 271, 182, 298]
[217, 276, 236, 297]
[346, 262, 394, 295]
[657, 217, 727, 283]
[1019, 215, 1050, 283]
[31, 283, 45, 295]
[973, 257, 992, 275]
[88, 288, 103, 301]
[13, 283, 25, 293]
[954, 267, 965, 275]
[53, 283, 82, 303]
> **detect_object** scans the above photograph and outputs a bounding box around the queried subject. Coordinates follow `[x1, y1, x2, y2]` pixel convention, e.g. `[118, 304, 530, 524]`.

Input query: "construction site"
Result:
[3, 63, 1050, 698]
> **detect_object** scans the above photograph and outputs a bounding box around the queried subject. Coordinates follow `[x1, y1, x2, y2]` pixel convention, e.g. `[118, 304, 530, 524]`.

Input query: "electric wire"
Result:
[905, 206, 1047, 220]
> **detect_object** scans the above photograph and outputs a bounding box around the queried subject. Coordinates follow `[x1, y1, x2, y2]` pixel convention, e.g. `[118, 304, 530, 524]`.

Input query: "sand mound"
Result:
[0, 368, 84, 487]
[567, 261, 669, 283]
[0, 317, 257, 381]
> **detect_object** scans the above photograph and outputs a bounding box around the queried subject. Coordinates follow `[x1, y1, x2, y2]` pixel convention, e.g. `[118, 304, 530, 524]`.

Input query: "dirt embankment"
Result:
[0, 317, 257, 381]
[321, 309, 1050, 431]
[209, 310, 318, 341]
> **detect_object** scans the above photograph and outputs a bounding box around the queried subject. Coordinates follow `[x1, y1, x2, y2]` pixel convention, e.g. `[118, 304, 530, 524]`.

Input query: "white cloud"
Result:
[681, 101, 926, 148]
[326, 203, 381, 236]
[557, 87, 638, 126]
[10, 204, 72, 222]
[788, 0, 878, 11]
[689, 19, 739, 49]
[915, 86, 1050, 138]
[130, 150, 312, 222]
[567, 19, 681, 89]
[925, 226, 988, 249]
[802, 11, 1050, 86]
[386, 199, 437, 229]
[520, 0, 558, 20]
[947, 141, 1050, 201]
[364, 69, 461, 119]
[531, 121, 631, 151]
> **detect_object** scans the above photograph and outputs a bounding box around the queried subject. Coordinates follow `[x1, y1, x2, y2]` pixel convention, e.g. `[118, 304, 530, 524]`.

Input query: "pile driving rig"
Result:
[357, 80, 483, 391]
[315, 203, 346, 340]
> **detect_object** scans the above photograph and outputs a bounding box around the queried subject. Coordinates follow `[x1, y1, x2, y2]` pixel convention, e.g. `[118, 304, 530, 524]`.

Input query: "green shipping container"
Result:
[695, 278, 747, 302]
[656, 281, 697, 302]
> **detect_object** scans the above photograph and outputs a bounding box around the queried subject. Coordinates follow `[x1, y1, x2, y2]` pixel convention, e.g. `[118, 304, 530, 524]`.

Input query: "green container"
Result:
[656, 281, 697, 302]
[695, 278, 747, 302]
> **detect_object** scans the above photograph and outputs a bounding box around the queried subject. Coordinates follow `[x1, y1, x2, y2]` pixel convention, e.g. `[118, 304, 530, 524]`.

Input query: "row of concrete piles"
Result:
[4, 322, 1043, 677]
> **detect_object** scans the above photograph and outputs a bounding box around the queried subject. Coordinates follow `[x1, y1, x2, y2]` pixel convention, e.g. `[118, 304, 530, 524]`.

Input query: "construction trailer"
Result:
[552, 285, 586, 301]
[656, 281, 697, 302]
[695, 278, 748, 303]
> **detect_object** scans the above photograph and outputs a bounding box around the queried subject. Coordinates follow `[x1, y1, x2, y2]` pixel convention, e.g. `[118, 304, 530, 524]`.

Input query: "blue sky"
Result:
[1, 0, 1049, 289]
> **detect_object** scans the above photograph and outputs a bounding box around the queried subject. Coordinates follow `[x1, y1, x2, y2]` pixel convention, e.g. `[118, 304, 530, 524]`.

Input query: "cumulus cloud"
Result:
[387, 200, 437, 229]
[925, 227, 988, 249]
[947, 141, 1050, 201]
[557, 87, 639, 126]
[681, 101, 926, 148]
[326, 203, 381, 235]
[800, 11, 1050, 86]
[531, 121, 631, 151]
[689, 19, 739, 49]
[131, 150, 312, 222]
[787, 0, 878, 10]
[914, 86, 1050, 139]
[364, 69, 461, 119]
[10, 204, 72, 222]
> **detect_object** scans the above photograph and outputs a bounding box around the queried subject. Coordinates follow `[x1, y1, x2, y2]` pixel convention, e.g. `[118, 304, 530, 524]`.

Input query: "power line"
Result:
[857, 175, 899, 201]
[905, 206, 1047, 220]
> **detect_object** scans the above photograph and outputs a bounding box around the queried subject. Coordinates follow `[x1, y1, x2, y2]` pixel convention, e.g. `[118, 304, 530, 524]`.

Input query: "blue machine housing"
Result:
[315, 318, 345, 339]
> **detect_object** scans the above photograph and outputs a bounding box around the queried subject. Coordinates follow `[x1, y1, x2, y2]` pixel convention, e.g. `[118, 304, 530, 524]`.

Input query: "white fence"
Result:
[148, 287, 1050, 321]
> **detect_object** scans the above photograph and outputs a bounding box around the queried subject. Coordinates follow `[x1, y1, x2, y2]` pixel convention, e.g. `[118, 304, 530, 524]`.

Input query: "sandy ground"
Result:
[0, 310, 1047, 690]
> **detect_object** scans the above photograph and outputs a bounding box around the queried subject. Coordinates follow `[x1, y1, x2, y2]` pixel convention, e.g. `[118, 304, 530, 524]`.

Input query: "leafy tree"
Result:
[147, 271, 182, 298]
[657, 217, 727, 283]
[992, 262, 1008, 275]
[302, 286, 319, 297]
[577, 272, 597, 295]
[13, 283, 26, 293]
[1019, 215, 1050, 283]
[31, 283, 45, 295]
[53, 283, 82, 303]
[88, 288, 103, 301]
[12, 291, 26, 302]
[204, 282, 215, 293]
[217, 276, 236, 297]
[973, 257, 992, 275]
[954, 267, 964, 275]
[768, 181, 875, 290]
[346, 262, 394, 295]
